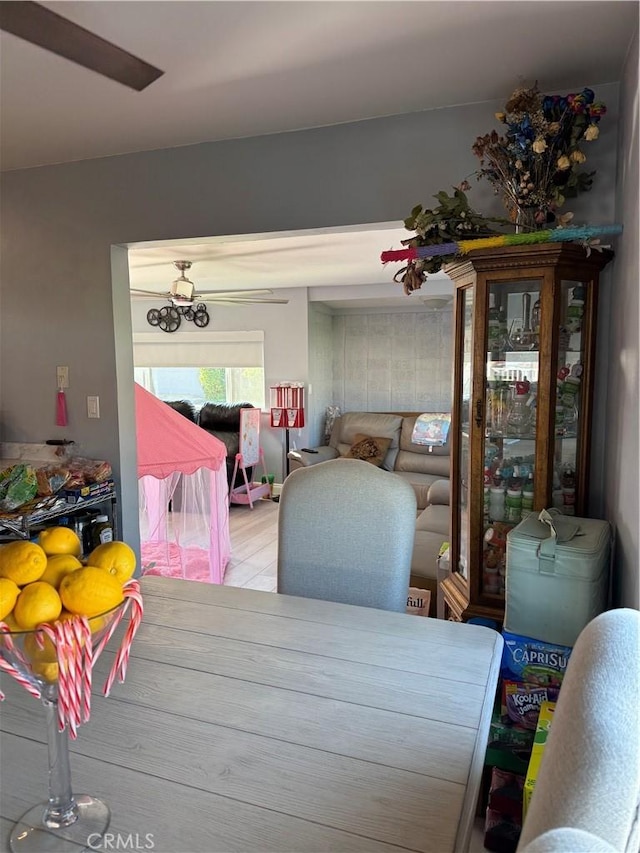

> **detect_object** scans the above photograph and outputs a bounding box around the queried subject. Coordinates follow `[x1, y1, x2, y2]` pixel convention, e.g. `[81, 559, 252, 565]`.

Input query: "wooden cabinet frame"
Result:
[442, 244, 613, 623]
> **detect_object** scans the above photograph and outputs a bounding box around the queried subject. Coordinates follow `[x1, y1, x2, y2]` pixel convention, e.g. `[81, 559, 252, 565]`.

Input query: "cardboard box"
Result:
[489, 704, 535, 751]
[501, 630, 572, 689]
[63, 479, 115, 504]
[523, 700, 556, 819]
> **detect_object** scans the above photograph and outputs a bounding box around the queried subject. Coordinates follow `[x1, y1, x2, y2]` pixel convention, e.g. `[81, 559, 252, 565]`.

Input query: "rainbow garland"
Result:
[380, 224, 623, 264]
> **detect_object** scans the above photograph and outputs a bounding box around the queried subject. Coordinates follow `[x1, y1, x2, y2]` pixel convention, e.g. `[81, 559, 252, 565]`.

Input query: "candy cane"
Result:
[0, 624, 42, 701]
[38, 617, 91, 737]
[78, 617, 93, 724]
[0, 657, 42, 700]
[62, 621, 82, 737]
[103, 580, 144, 697]
[92, 600, 128, 663]
[0, 580, 143, 730]
[38, 621, 71, 733]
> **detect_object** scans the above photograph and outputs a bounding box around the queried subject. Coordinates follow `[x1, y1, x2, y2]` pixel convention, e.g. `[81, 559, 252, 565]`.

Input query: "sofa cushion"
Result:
[345, 433, 392, 467]
[427, 479, 450, 507]
[288, 446, 338, 472]
[394, 449, 451, 478]
[416, 504, 450, 537]
[411, 529, 449, 580]
[330, 413, 402, 472]
[394, 471, 443, 510]
[411, 505, 450, 580]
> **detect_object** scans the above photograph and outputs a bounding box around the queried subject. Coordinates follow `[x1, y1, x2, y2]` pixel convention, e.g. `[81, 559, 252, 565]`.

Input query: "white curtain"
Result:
[132, 330, 263, 368]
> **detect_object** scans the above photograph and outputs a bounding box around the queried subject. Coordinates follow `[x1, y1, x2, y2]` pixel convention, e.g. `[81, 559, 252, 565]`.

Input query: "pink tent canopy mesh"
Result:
[135, 383, 231, 584]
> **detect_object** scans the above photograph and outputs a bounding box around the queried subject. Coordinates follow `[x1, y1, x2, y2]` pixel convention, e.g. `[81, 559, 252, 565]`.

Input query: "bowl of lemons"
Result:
[0, 527, 140, 853]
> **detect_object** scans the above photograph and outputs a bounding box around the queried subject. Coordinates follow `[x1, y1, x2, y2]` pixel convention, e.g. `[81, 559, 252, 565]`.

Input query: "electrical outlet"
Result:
[87, 396, 100, 418]
[56, 366, 69, 389]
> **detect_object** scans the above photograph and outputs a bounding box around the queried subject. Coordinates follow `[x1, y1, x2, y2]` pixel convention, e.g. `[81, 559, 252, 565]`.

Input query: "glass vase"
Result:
[513, 205, 540, 234]
[10, 679, 111, 852]
[0, 604, 127, 853]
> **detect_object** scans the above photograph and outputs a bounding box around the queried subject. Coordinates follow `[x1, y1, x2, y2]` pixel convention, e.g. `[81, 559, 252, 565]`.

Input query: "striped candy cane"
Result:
[0, 624, 42, 701]
[102, 580, 144, 697]
[39, 614, 91, 738]
[0, 580, 143, 732]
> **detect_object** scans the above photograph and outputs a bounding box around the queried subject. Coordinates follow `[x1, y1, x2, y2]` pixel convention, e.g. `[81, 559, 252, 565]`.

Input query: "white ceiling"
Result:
[127, 224, 454, 310]
[2, 0, 636, 308]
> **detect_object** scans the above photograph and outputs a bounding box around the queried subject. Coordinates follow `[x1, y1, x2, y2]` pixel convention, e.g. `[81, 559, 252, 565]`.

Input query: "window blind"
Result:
[132, 331, 264, 368]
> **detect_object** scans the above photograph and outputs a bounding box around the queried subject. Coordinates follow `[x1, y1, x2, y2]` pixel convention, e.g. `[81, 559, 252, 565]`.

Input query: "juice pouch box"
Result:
[501, 630, 572, 689]
[523, 700, 556, 819]
[502, 680, 559, 730]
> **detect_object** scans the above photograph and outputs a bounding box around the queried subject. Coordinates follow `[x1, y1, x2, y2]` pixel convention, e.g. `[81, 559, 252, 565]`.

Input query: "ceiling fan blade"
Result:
[204, 297, 290, 305]
[130, 288, 171, 299]
[197, 289, 276, 299]
[0, 1, 164, 91]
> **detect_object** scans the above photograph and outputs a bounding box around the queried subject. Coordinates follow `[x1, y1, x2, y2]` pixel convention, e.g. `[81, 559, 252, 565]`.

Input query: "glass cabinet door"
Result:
[455, 286, 474, 580]
[482, 278, 542, 599]
[551, 279, 588, 515]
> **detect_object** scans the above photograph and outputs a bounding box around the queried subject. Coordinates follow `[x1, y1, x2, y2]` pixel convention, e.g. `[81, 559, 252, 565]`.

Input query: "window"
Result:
[134, 366, 265, 408]
[132, 330, 265, 407]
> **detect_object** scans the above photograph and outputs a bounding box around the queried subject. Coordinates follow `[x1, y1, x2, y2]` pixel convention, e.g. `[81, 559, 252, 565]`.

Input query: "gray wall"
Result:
[307, 304, 334, 447]
[607, 28, 639, 608]
[332, 308, 453, 413]
[0, 83, 626, 564]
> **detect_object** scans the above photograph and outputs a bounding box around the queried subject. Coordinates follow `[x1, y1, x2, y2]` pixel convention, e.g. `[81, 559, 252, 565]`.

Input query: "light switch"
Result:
[87, 396, 100, 418]
[56, 366, 69, 389]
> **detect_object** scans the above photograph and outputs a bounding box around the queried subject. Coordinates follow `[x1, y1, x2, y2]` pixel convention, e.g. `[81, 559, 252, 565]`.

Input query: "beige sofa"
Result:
[288, 411, 451, 608]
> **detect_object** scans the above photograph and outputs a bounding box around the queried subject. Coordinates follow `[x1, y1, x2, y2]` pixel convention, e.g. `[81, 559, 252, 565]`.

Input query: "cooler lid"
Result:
[508, 508, 611, 559]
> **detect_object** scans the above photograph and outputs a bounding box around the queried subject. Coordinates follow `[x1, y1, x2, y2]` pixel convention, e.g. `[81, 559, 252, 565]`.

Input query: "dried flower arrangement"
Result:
[393, 84, 608, 292]
[472, 84, 606, 228]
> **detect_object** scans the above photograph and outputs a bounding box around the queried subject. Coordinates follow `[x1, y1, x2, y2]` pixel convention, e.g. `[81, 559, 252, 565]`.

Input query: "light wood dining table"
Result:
[0, 576, 502, 853]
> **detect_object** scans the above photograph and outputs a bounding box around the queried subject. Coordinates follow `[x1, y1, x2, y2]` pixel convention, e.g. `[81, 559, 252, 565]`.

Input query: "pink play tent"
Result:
[134, 383, 231, 583]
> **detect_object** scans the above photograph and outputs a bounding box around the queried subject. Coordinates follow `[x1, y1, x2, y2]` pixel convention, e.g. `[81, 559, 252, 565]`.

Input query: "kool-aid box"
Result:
[500, 630, 571, 730]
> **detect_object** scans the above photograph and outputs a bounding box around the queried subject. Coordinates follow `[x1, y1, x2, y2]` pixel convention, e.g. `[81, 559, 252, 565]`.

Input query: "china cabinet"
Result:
[440, 243, 613, 623]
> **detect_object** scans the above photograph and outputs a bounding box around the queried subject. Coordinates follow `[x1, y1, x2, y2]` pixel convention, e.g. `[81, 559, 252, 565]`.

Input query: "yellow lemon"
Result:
[1, 611, 21, 632]
[87, 541, 136, 585]
[58, 608, 107, 635]
[0, 541, 47, 586]
[32, 661, 59, 682]
[38, 526, 82, 558]
[13, 582, 62, 630]
[24, 630, 57, 664]
[60, 566, 124, 618]
[0, 577, 20, 621]
[40, 554, 83, 589]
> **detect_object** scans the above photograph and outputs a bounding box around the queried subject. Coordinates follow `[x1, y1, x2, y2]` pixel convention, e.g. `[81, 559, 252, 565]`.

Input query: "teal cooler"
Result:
[504, 509, 611, 647]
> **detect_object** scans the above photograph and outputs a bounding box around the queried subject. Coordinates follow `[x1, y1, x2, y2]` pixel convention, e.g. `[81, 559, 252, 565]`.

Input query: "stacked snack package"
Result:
[483, 630, 572, 853]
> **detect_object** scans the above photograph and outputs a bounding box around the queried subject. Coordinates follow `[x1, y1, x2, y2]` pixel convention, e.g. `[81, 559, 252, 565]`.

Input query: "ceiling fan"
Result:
[0, 1, 163, 91]
[131, 261, 289, 333]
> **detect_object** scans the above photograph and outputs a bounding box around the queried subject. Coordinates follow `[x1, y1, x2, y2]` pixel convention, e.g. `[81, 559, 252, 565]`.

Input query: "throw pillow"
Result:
[345, 433, 392, 467]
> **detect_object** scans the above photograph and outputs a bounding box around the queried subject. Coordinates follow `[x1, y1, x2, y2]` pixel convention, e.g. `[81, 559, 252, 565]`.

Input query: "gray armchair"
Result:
[277, 458, 417, 612]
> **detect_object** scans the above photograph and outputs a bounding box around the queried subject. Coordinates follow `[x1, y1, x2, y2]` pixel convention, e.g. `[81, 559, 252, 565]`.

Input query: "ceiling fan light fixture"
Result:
[420, 296, 452, 310]
[170, 260, 194, 299]
[170, 276, 195, 300]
